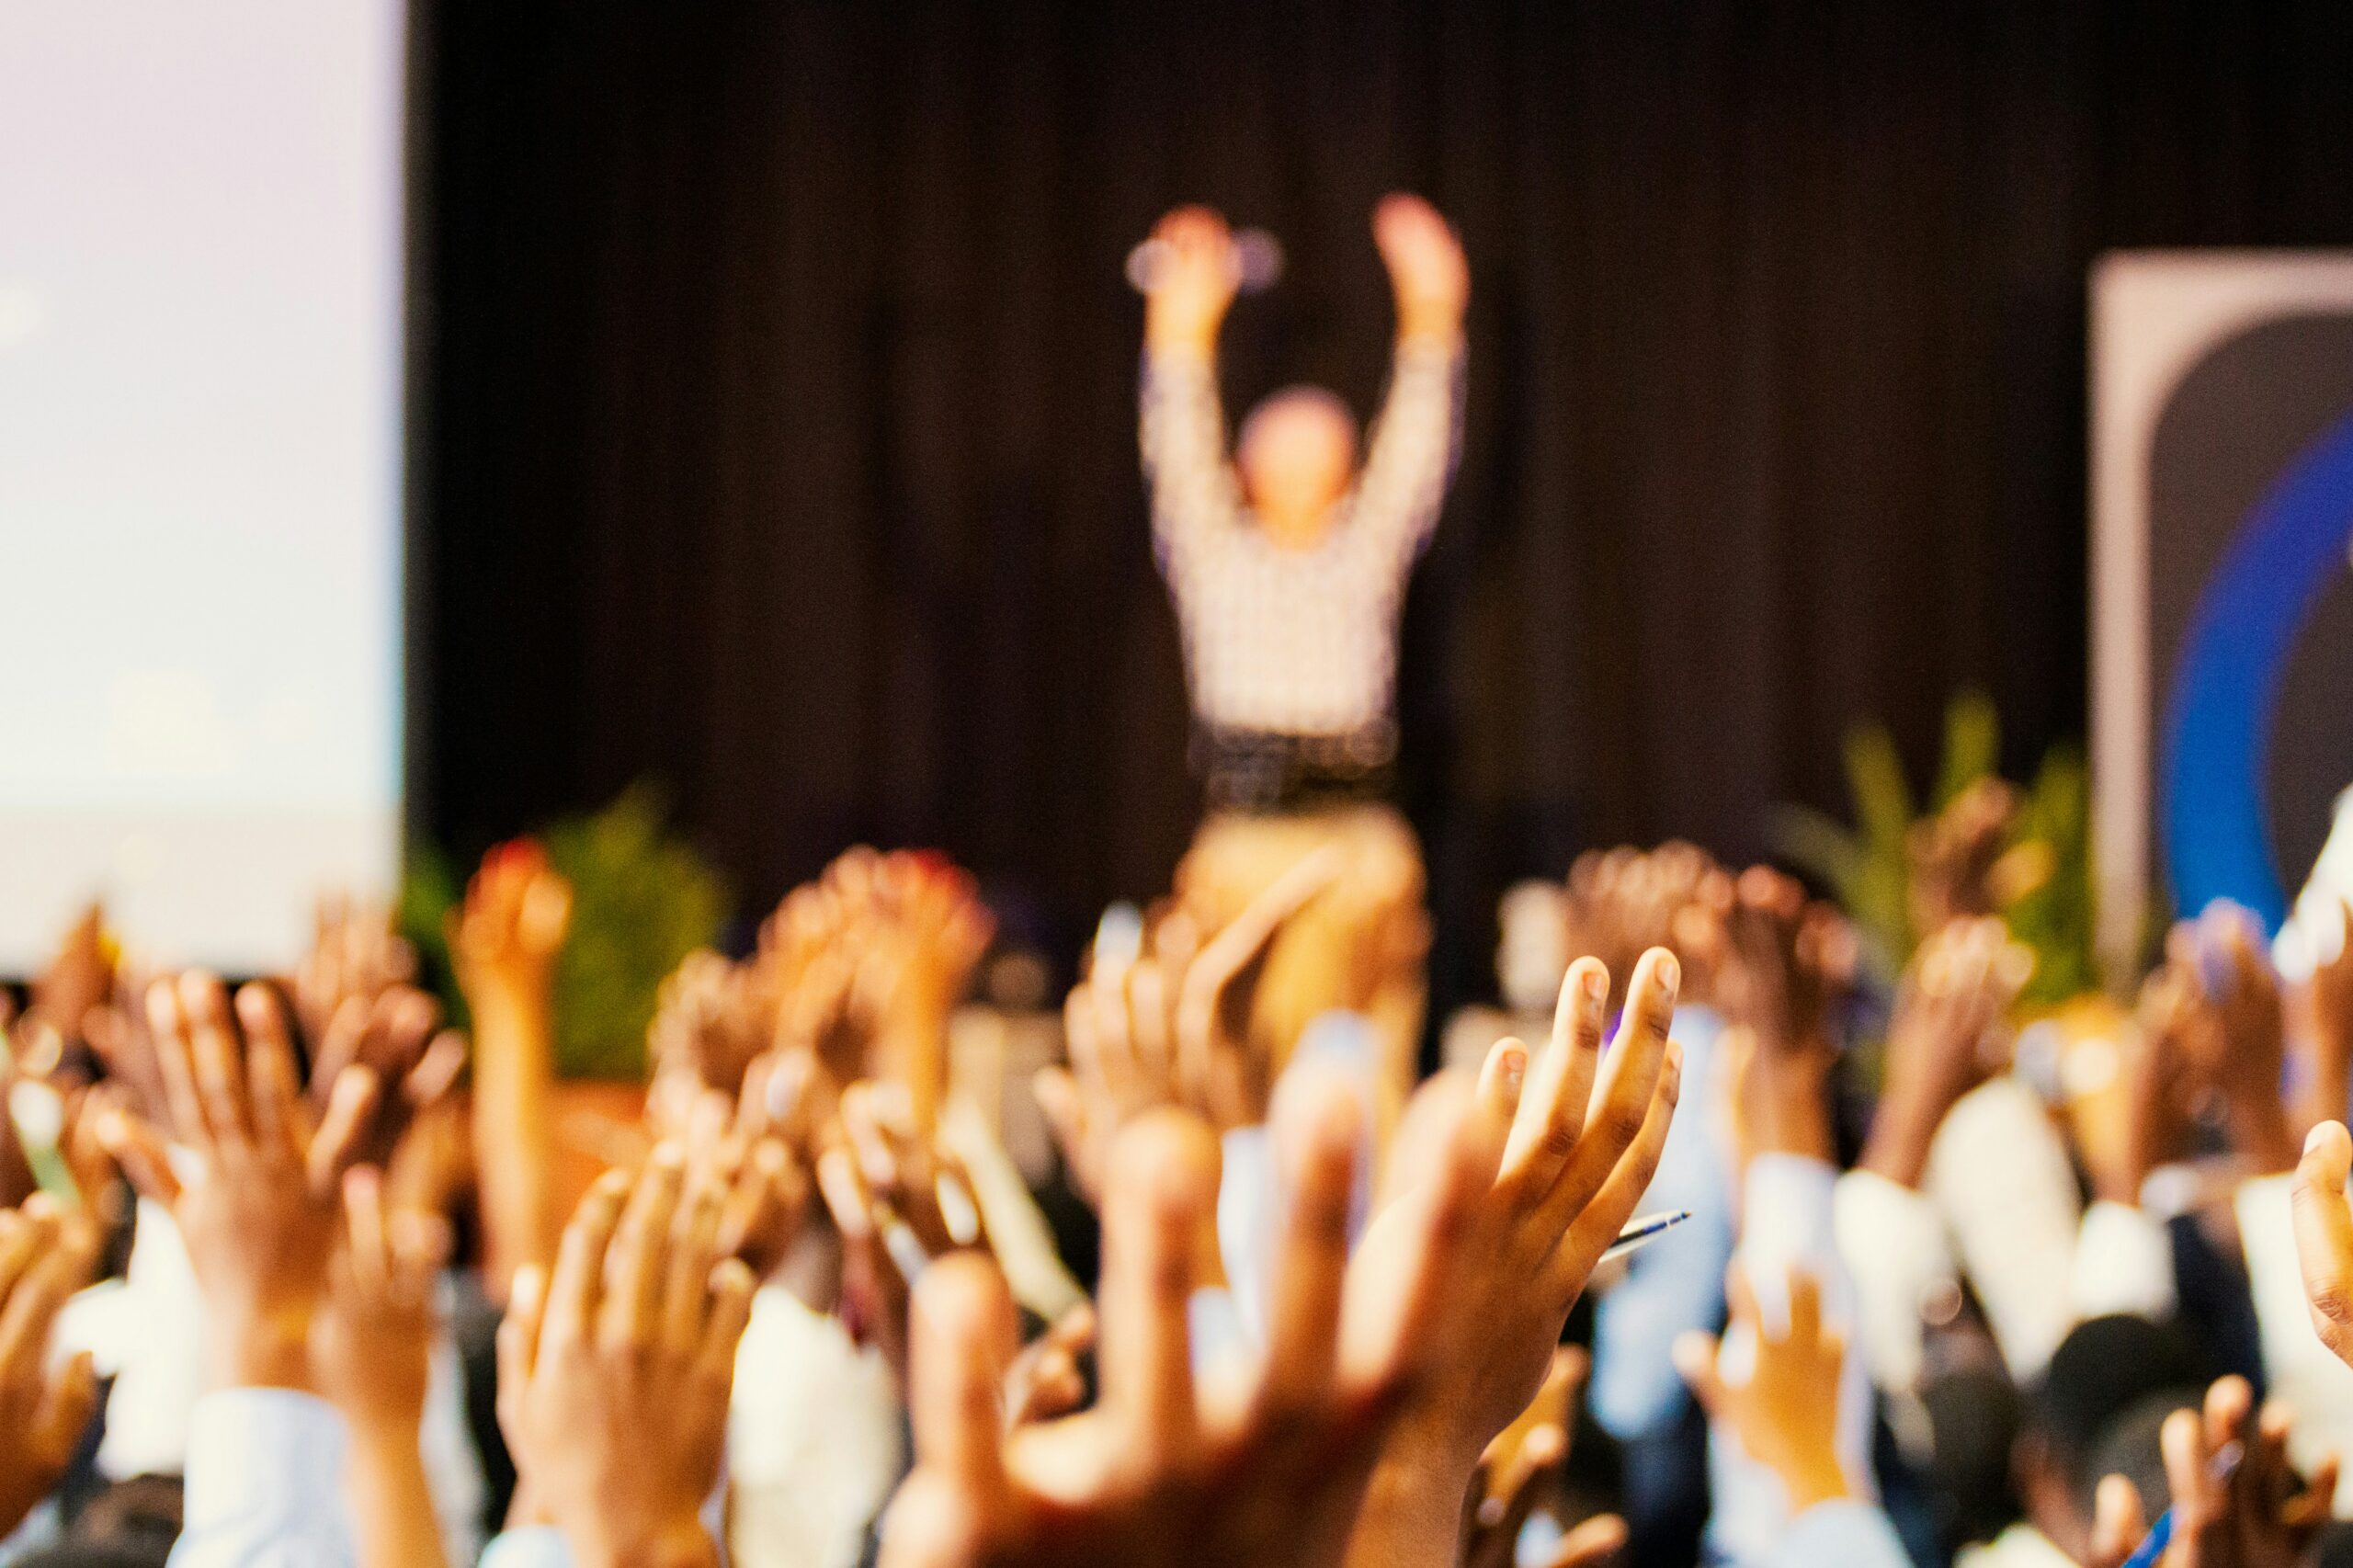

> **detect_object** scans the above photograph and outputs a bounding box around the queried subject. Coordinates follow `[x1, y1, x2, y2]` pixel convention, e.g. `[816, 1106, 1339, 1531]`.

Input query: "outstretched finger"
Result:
[542, 1168, 630, 1356]
[180, 973, 252, 1155]
[1543, 1514, 1631, 1568]
[1503, 957, 1608, 1188]
[1097, 1109, 1214, 1465]
[495, 1262, 549, 1430]
[92, 1104, 177, 1206]
[1550, 1040, 1682, 1288]
[1259, 1064, 1362, 1417]
[1671, 1330, 1723, 1420]
[698, 1257, 756, 1384]
[147, 980, 210, 1152]
[1552, 949, 1677, 1220]
[2086, 1474, 2147, 1568]
[236, 983, 308, 1163]
[597, 1145, 685, 1354]
[36, 1348, 98, 1466]
[2293, 1122, 2353, 1363]
[306, 1066, 381, 1196]
[907, 1252, 1017, 1524]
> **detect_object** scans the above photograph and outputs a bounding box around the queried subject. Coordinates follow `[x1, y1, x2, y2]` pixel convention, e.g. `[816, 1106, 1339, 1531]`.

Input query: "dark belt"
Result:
[1194, 724, 1396, 815]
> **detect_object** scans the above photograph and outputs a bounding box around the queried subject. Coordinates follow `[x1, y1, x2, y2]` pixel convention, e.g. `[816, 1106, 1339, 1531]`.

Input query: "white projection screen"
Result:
[0, 1, 407, 972]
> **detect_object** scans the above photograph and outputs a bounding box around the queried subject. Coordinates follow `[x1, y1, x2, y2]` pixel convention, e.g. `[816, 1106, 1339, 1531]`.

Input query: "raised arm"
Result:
[1139, 206, 1245, 570]
[1351, 194, 1467, 571]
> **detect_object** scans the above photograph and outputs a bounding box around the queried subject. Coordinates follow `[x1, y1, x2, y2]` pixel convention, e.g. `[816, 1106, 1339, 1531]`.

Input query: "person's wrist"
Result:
[336, 1386, 429, 1443]
[1859, 1092, 1940, 1189]
[1772, 1441, 1852, 1515]
[567, 1513, 719, 1568]
[1354, 1443, 1483, 1567]
[471, 979, 553, 1035]
[1145, 320, 1219, 358]
[1394, 310, 1462, 349]
[2231, 1094, 2302, 1174]
[206, 1304, 316, 1392]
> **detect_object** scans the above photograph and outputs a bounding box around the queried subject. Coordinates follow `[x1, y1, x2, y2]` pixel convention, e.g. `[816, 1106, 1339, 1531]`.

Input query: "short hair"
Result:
[1236, 384, 1358, 472]
[2029, 1315, 2208, 1493]
[2082, 1388, 2201, 1527]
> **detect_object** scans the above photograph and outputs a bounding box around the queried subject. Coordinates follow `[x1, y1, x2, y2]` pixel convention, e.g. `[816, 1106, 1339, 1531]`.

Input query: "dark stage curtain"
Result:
[413, 0, 2353, 1021]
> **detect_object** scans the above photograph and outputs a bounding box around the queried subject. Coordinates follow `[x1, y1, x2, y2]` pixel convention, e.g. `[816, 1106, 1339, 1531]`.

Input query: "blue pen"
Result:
[2119, 1437, 2243, 1568]
[1598, 1210, 1691, 1266]
[2118, 1509, 2173, 1568]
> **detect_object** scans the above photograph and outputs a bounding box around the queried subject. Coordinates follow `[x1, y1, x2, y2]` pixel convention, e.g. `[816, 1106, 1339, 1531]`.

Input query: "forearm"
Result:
[2302, 1038, 2351, 1142]
[471, 988, 558, 1296]
[2230, 1096, 2304, 1176]
[1352, 336, 1462, 561]
[1345, 1448, 1477, 1568]
[346, 1419, 451, 1568]
[1857, 1084, 1951, 1190]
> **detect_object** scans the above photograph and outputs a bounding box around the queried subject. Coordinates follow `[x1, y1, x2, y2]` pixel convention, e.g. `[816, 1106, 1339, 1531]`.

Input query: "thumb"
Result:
[1546, 1514, 1631, 1568]
[38, 1349, 98, 1462]
[1672, 1330, 1724, 1417]
[2086, 1472, 2147, 1568]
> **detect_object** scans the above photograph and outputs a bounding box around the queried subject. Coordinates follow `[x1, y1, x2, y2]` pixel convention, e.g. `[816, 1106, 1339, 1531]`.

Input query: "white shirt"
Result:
[1140, 338, 1462, 738]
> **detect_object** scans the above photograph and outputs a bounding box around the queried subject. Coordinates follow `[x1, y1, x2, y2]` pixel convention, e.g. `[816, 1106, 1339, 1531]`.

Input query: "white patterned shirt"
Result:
[1140, 336, 1463, 740]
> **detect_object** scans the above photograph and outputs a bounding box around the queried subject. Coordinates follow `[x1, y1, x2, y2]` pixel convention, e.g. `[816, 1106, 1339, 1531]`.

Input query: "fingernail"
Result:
[1582, 967, 1607, 1003]
[1499, 1045, 1528, 1098]
[1656, 952, 1680, 992]
[2308, 1123, 2335, 1157]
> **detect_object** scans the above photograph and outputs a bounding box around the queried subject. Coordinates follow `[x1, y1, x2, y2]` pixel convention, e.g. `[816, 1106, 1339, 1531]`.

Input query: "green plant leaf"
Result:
[1935, 689, 2001, 811]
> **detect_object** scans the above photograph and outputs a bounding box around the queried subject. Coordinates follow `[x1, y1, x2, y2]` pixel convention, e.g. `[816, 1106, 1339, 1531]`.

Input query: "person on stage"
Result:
[1134, 192, 1468, 1110]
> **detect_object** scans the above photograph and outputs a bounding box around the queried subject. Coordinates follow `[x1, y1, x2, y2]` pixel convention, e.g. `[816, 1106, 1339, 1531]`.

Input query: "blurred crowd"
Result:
[4, 788, 2353, 1568]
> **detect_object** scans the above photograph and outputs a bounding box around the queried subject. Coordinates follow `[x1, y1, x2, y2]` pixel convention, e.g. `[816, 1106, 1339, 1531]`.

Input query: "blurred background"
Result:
[11, 0, 2353, 1035]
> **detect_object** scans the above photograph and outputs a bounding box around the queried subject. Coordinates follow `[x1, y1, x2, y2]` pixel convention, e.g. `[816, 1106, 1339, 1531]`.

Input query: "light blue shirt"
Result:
[166, 1389, 356, 1568]
[480, 1528, 574, 1568]
[1757, 1499, 1911, 1568]
[1591, 1003, 1735, 1437]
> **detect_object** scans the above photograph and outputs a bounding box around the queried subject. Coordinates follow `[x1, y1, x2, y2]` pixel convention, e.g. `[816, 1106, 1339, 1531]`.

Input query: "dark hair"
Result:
[2080, 1388, 2201, 1527]
[2029, 1315, 2207, 1493]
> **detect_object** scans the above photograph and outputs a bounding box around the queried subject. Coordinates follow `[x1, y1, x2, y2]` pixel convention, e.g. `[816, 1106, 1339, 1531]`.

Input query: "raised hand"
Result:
[25, 901, 113, 1049]
[1001, 1301, 1096, 1432]
[2154, 908, 2298, 1174]
[1905, 777, 2025, 937]
[1674, 1267, 1850, 1517]
[293, 892, 419, 1047]
[2293, 1120, 2353, 1365]
[1037, 851, 1340, 1205]
[1371, 193, 1469, 343]
[314, 1167, 455, 1568]
[497, 1149, 756, 1568]
[2296, 900, 2353, 1140]
[2084, 1377, 2335, 1568]
[0, 1197, 101, 1540]
[1142, 205, 1243, 356]
[97, 972, 379, 1391]
[314, 1166, 451, 1433]
[878, 1061, 1499, 1568]
[449, 839, 574, 1010]
[649, 949, 773, 1117]
[753, 847, 994, 1128]
[305, 983, 463, 1173]
[1347, 950, 1681, 1568]
[453, 839, 573, 1297]
[818, 1080, 984, 1375]
[1860, 916, 2032, 1188]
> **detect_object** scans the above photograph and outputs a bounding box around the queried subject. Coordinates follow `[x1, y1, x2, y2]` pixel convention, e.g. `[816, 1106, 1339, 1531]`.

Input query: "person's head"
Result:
[1236, 386, 1357, 546]
[2016, 1315, 2206, 1559]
